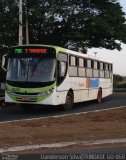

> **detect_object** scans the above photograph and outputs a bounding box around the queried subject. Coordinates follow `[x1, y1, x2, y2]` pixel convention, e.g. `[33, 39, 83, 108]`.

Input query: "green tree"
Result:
[26, 0, 126, 51]
[0, 0, 18, 46]
[113, 74, 126, 88]
[113, 74, 123, 82]
[0, 0, 126, 52]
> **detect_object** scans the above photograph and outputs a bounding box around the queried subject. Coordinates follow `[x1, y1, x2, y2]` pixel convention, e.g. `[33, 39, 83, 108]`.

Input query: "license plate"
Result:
[21, 97, 30, 101]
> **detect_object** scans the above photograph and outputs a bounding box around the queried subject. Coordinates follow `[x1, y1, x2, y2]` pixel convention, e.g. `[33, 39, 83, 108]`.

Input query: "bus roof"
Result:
[11, 44, 112, 64]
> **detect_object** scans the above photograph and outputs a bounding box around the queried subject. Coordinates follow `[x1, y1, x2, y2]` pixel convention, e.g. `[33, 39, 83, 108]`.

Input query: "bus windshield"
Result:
[6, 57, 56, 82]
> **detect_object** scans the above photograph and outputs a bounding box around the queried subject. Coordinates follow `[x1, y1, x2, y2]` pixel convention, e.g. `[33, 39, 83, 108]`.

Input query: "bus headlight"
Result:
[39, 92, 47, 96]
[7, 89, 13, 95]
[39, 88, 54, 96]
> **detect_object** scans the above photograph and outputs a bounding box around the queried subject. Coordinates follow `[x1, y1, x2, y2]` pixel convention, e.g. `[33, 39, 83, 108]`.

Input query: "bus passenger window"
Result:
[87, 60, 91, 68]
[94, 61, 98, 69]
[105, 63, 109, 71]
[70, 56, 77, 66]
[93, 61, 99, 78]
[79, 58, 84, 67]
[60, 62, 67, 77]
[78, 58, 85, 77]
[57, 52, 68, 85]
[100, 62, 104, 70]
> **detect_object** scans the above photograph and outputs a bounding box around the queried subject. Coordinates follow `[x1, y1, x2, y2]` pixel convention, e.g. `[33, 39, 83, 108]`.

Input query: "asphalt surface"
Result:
[0, 93, 126, 159]
[1, 145, 126, 160]
[0, 93, 126, 122]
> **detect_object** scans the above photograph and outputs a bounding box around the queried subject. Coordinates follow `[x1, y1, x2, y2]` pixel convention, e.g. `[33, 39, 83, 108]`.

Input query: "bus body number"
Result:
[12, 88, 20, 92]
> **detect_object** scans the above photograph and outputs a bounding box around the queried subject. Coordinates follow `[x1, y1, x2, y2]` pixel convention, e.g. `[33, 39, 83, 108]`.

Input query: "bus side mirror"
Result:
[2, 54, 8, 71]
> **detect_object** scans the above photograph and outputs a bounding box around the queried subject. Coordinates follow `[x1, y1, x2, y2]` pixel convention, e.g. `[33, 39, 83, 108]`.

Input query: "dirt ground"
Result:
[0, 105, 126, 149]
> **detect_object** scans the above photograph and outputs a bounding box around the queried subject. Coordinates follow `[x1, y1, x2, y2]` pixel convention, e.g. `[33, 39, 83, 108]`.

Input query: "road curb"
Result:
[0, 138, 126, 153]
[113, 88, 126, 92]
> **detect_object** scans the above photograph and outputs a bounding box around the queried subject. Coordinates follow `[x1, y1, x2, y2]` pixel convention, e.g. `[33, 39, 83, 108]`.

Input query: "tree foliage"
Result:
[113, 74, 124, 82]
[0, 0, 18, 46]
[0, 0, 126, 52]
[113, 74, 126, 88]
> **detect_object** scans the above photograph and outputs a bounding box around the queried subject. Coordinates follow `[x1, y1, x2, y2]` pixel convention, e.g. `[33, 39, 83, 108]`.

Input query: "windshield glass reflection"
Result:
[7, 58, 56, 82]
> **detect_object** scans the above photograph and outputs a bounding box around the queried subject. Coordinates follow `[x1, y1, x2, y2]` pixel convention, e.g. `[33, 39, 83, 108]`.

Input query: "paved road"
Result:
[0, 93, 126, 122]
[0, 93, 126, 159]
[1, 145, 126, 160]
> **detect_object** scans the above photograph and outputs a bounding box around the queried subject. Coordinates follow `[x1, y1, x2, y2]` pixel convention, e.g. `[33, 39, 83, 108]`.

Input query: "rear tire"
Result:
[62, 91, 74, 111]
[97, 88, 102, 103]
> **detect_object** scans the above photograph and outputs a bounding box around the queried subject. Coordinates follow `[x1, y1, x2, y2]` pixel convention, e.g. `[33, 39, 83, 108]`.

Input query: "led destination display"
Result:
[9, 46, 56, 58]
[15, 48, 48, 54]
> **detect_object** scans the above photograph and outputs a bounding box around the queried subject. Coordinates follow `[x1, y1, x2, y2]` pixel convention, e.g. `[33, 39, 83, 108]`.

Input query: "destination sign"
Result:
[15, 48, 48, 54]
[9, 46, 56, 58]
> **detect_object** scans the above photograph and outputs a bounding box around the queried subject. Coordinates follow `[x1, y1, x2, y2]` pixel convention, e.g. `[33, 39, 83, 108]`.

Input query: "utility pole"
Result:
[19, 0, 23, 45]
[25, 3, 29, 44]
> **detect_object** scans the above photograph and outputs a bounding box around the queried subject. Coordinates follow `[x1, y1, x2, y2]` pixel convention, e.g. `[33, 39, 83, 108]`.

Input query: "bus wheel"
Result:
[62, 91, 74, 111]
[97, 88, 102, 103]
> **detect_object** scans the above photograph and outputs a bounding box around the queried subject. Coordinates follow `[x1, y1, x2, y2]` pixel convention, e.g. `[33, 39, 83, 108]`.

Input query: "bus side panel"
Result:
[57, 76, 89, 104]
[99, 78, 113, 97]
[102, 88, 113, 98]
[37, 90, 58, 105]
[56, 76, 113, 105]
[56, 91, 68, 105]
[73, 90, 89, 103]
[56, 73, 72, 105]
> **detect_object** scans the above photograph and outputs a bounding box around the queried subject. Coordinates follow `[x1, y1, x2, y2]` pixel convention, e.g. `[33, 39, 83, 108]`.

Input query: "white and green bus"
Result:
[2, 44, 113, 110]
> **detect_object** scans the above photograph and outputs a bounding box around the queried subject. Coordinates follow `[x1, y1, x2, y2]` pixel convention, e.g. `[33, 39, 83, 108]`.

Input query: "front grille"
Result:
[14, 92, 39, 95]
[16, 100, 37, 102]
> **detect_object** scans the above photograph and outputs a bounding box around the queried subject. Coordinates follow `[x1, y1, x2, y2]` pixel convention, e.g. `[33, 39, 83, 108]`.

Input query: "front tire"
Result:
[62, 91, 74, 111]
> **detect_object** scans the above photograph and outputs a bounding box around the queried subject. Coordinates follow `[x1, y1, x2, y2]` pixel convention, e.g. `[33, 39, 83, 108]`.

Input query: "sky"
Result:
[88, 0, 126, 76]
